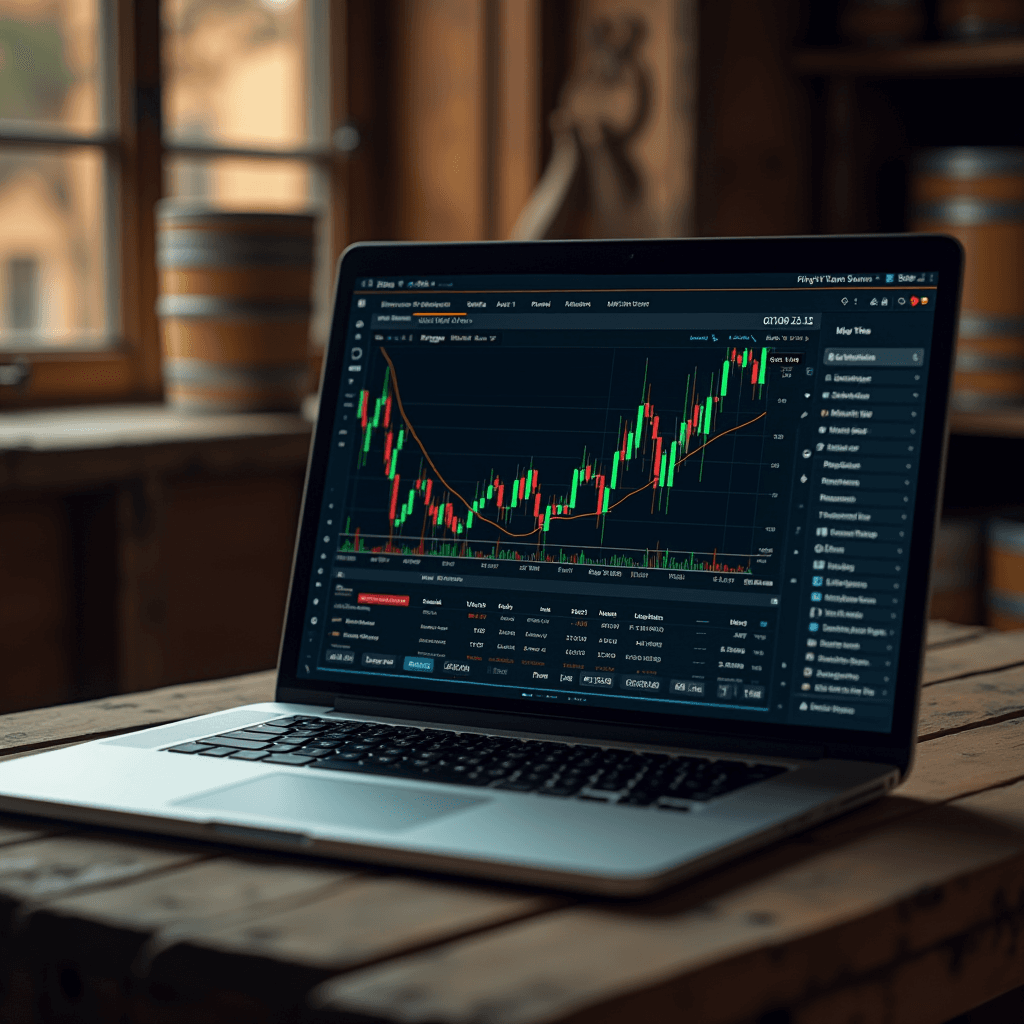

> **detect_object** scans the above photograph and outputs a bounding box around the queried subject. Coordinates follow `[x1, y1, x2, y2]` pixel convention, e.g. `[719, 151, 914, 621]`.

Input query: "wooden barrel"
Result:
[987, 516, 1024, 629]
[156, 206, 314, 412]
[938, 0, 1024, 38]
[912, 148, 1024, 410]
[930, 518, 983, 624]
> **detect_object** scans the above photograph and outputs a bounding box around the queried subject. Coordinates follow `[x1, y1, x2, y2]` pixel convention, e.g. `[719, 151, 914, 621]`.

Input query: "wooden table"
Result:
[0, 620, 1022, 1024]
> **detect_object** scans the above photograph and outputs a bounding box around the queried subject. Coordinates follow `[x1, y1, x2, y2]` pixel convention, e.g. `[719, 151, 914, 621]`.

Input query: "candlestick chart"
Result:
[335, 340, 777, 573]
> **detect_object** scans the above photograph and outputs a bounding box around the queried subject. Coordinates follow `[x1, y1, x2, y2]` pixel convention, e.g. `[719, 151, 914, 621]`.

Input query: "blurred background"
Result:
[0, 0, 1022, 713]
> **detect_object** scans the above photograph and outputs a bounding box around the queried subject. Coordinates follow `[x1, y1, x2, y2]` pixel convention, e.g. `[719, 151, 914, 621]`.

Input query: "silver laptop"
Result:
[0, 235, 962, 895]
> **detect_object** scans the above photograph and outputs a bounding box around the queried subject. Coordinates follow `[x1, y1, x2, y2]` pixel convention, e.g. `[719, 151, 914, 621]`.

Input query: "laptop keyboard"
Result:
[166, 716, 788, 809]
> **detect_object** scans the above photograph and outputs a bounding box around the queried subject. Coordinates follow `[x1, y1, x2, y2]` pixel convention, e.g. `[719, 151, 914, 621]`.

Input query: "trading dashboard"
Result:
[297, 271, 939, 734]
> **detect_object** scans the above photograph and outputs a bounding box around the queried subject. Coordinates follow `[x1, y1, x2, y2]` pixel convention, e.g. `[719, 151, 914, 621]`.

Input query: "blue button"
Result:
[403, 656, 434, 673]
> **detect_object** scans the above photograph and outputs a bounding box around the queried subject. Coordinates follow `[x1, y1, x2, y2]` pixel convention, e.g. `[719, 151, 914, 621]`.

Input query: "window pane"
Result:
[0, 146, 108, 348]
[0, 0, 103, 134]
[162, 0, 311, 149]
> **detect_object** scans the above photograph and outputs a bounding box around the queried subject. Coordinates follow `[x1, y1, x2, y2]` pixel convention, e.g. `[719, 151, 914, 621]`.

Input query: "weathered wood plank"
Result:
[306, 781, 1024, 1024]
[918, 664, 1024, 741]
[899, 715, 1024, 804]
[0, 835, 204, 912]
[922, 630, 1024, 685]
[12, 855, 353, 1024]
[0, 670, 275, 758]
[925, 620, 988, 648]
[0, 623, 1010, 1024]
[789, 913, 1024, 1024]
[0, 407, 311, 495]
[787, 782, 1024, 1024]
[0, 834, 213, 1021]
[137, 874, 558, 1022]
[0, 830, 209, 1018]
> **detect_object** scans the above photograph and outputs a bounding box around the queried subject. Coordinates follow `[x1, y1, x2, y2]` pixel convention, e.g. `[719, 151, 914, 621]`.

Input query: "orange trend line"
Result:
[379, 346, 767, 541]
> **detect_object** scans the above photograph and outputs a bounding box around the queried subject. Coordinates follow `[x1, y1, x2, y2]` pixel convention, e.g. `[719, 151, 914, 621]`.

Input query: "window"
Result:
[0, 2, 114, 349]
[0, 0, 160, 406]
[0, 0, 343, 407]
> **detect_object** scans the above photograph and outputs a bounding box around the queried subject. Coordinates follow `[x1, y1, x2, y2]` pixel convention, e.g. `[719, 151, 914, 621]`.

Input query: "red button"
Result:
[358, 593, 410, 607]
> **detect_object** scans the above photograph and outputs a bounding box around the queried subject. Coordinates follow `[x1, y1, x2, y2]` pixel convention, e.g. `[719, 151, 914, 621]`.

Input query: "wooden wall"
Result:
[346, 0, 544, 243]
[0, 497, 74, 712]
[695, 0, 811, 237]
[0, 420, 310, 714]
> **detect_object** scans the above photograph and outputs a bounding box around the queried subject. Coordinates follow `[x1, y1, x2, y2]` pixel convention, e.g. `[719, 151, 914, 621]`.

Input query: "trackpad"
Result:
[175, 773, 487, 834]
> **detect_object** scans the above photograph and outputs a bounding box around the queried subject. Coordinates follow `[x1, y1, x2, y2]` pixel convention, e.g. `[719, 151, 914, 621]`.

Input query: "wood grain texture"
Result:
[786, 783, 1024, 1024]
[0, 407, 311, 495]
[790, 916, 1024, 1024]
[391, 0, 487, 241]
[160, 475, 302, 686]
[494, 0, 541, 239]
[0, 671, 274, 758]
[922, 631, 1024, 685]
[307, 784, 1024, 1024]
[925, 619, 989, 648]
[138, 875, 557, 1021]
[13, 856, 352, 1024]
[696, 0, 809, 237]
[0, 496, 74, 712]
[0, 835, 202, 905]
[900, 715, 1024, 804]
[118, 473, 168, 693]
[918, 664, 1024, 741]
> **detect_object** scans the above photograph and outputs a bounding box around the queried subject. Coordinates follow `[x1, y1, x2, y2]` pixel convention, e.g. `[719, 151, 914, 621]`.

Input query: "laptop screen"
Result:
[295, 268, 940, 735]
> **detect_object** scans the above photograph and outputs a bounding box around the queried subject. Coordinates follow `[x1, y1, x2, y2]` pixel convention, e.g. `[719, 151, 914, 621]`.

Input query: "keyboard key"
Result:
[166, 742, 211, 754]
[207, 737, 271, 751]
[221, 727, 289, 739]
[310, 759, 364, 772]
[538, 783, 584, 796]
[262, 753, 315, 766]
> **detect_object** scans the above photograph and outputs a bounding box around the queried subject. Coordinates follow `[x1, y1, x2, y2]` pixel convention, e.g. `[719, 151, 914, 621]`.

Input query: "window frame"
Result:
[0, 0, 348, 410]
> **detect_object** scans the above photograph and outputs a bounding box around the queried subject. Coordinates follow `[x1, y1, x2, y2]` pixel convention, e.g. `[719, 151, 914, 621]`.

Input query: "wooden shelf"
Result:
[794, 37, 1024, 77]
[0, 404, 313, 492]
[950, 409, 1024, 438]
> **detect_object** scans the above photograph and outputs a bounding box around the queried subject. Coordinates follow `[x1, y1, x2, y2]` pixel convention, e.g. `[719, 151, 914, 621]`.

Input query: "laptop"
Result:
[0, 235, 962, 895]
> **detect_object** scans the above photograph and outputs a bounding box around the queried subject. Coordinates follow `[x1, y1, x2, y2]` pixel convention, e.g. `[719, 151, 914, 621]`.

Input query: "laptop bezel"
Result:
[276, 235, 963, 776]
